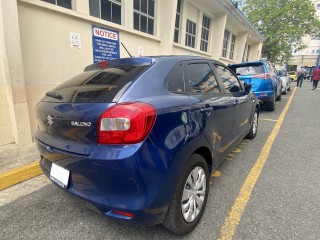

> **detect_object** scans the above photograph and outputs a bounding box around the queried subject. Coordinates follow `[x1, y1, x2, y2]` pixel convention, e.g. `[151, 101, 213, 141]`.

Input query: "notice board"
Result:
[92, 25, 120, 63]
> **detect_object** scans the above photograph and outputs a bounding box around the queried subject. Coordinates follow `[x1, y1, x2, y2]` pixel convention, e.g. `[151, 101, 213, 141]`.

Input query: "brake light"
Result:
[98, 102, 156, 144]
[251, 73, 271, 79]
[98, 61, 109, 68]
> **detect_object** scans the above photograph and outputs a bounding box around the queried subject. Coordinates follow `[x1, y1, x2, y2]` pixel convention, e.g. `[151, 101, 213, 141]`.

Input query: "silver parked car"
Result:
[277, 69, 291, 95]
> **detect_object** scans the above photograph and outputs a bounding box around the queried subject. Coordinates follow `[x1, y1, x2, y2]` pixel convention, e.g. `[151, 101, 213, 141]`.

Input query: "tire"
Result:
[282, 87, 287, 95]
[288, 86, 291, 91]
[276, 90, 281, 101]
[266, 93, 276, 111]
[246, 108, 258, 139]
[162, 154, 209, 235]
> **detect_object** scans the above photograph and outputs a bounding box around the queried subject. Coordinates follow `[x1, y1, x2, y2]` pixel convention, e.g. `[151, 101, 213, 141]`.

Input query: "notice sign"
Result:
[92, 25, 120, 63]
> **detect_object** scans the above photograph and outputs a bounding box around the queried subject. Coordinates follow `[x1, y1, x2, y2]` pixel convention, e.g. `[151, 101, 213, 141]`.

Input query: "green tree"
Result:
[243, 0, 320, 63]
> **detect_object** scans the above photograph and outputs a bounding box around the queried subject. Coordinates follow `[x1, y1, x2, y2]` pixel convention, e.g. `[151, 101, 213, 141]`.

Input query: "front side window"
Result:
[222, 29, 230, 58]
[200, 15, 211, 52]
[215, 65, 241, 92]
[186, 63, 220, 94]
[89, 0, 122, 25]
[185, 20, 196, 48]
[41, 0, 72, 9]
[174, 0, 182, 43]
[229, 34, 236, 60]
[134, 0, 155, 35]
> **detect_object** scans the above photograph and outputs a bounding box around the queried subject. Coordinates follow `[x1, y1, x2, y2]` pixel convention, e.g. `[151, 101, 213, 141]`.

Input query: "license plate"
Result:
[50, 163, 70, 189]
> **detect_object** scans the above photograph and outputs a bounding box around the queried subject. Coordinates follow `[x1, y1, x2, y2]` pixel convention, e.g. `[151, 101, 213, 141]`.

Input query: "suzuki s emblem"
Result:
[47, 115, 54, 125]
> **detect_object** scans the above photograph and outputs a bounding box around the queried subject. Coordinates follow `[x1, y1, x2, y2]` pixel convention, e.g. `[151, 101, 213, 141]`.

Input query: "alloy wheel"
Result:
[181, 166, 206, 222]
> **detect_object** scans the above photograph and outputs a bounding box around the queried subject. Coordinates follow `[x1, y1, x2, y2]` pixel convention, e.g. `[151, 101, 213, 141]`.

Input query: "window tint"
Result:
[230, 65, 264, 75]
[186, 63, 220, 94]
[167, 64, 184, 93]
[48, 65, 148, 103]
[215, 65, 241, 92]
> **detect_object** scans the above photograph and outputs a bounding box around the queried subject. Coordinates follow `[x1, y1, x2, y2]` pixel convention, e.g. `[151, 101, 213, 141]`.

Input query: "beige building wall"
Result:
[0, 0, 264, 147]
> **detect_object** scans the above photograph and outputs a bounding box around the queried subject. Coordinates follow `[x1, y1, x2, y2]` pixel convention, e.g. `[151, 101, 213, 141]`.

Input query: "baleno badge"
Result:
[71, 121, 92, 127]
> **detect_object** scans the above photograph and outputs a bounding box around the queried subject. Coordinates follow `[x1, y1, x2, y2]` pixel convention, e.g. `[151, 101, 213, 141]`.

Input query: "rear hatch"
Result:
[229, 63, 266, 91]
[35, 59, 152, 155]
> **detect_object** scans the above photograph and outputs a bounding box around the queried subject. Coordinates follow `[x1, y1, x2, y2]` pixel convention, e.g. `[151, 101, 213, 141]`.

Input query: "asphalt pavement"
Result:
[0, 80, 319, 240]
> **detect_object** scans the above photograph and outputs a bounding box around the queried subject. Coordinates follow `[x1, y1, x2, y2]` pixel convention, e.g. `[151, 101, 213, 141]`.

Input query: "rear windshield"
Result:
[44, 65, 149, 103]
[230, 65, 265, 76]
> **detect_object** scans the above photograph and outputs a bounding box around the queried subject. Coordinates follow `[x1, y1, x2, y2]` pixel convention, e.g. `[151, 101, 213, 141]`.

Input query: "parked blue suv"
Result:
[35, 56, 259, 235]
[229, 60, 282, 111]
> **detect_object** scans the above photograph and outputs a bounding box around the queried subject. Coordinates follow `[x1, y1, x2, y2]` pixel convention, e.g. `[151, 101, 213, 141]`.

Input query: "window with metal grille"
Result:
[41, 0, 72, 9]
[185, 20, 196, 48]
[174, 0, 182, 43]
[89, 0, 122, 25]
[200, 15, 211, 52]
[229, 34, 236, 60]
[222, 29, 230, 58]
[133, 0, 155, 35]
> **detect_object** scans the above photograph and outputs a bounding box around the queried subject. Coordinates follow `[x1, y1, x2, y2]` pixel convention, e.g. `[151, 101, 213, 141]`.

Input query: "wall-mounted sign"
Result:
[92, 25, 120, 63]
[70, 32, 81, 48]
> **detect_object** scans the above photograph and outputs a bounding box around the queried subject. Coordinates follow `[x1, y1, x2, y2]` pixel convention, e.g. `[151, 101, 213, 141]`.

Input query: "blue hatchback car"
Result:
[229, 60, 282, 111]
[35, 56, 259, 235]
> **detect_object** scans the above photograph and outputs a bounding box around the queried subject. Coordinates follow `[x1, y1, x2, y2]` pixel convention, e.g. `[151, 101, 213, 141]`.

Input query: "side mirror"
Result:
[244, 83, 252, 94]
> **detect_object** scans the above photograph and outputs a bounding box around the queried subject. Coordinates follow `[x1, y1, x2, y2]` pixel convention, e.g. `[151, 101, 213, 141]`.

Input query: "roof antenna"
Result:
[121, 42, 132, 57]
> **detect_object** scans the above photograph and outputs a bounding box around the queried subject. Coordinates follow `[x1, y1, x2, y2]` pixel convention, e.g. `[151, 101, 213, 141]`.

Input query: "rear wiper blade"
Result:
[45, 91, 63, 100]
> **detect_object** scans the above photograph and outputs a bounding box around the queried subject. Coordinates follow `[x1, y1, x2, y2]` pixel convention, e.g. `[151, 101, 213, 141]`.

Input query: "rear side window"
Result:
[186, 63, 220, 94]
[231, 65, 264, 75]
[46, 65, 148, 103]
[167, 64, 185, 93]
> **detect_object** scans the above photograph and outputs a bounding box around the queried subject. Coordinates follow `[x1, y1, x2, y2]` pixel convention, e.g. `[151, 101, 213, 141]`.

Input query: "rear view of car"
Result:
[229, 61, 282, 111]
[277, 69, 291, 95]
[288, 71, 297, 81]
[35, 56, 259, 235]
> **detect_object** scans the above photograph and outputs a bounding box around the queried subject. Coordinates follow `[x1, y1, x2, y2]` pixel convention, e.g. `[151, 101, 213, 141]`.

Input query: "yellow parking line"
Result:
[218, 86, 297, 240]
[212, 170, 222, 178]
[259, 118, 278, 122]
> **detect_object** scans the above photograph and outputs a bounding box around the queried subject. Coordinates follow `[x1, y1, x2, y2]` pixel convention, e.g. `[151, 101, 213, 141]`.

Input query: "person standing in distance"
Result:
[312, 66, 320, 90]
[296, 67, 306, 87]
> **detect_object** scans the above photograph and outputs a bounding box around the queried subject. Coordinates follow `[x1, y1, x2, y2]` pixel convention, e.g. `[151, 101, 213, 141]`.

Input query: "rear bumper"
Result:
[253, 91, 274, 103]
[36, 137, 172, 226]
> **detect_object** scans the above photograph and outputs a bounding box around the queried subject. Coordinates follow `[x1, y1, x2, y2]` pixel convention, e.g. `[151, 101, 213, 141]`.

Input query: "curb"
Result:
[0, 161, 42, 191]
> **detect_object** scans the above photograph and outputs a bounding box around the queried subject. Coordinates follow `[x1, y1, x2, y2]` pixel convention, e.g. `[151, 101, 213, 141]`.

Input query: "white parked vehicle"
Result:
[277, 69, 291, 95]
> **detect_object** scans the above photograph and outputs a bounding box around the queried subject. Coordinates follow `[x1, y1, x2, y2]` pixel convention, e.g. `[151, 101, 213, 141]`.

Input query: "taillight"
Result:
[251, 73, 271, 79]
[98, 102, 156, 144]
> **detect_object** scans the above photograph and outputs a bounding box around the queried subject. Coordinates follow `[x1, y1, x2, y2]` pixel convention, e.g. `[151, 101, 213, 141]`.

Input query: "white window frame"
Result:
[89, 0, 123, 25]
[42, 0, 75, 9]
[185, 19, 197, 48]
[174, 0, 182, 43]
[222, 29, 230, 58]
[200, 14, 211, 52]
[133, 0, 156, 35]
[229, 34, 236, 60]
